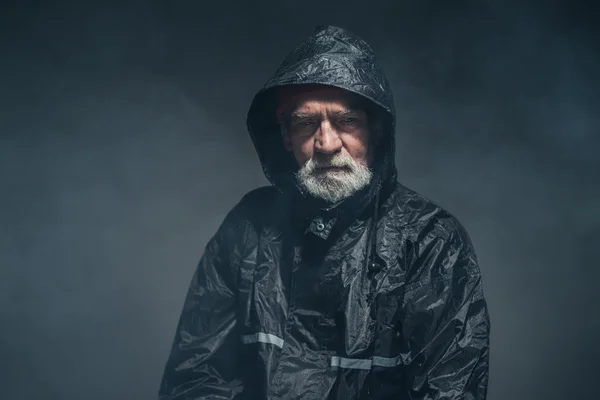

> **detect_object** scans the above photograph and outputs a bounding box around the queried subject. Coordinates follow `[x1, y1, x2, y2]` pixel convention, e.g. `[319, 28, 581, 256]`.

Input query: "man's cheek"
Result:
[297, 142, 314, 162]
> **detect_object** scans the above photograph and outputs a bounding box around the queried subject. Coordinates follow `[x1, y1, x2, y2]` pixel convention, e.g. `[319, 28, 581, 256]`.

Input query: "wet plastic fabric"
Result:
[159, 26, 490, 399]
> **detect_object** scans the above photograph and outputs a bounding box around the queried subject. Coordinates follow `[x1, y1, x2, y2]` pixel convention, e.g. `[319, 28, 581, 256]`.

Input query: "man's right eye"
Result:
[294, 121, 314, 127]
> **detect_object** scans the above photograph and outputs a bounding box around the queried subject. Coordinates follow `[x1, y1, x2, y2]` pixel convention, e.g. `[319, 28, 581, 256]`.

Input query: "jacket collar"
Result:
[288, 170, 395, 241]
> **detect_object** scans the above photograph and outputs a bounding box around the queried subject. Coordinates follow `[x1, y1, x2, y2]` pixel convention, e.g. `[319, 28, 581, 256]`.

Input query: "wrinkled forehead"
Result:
[282, 96, 373, 125]
[275, 84, 371, 117]
[290, 92, 368, 116]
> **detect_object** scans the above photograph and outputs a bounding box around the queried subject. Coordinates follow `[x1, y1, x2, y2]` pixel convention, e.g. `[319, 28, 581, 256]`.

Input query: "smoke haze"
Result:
[1, 1, 598, 399]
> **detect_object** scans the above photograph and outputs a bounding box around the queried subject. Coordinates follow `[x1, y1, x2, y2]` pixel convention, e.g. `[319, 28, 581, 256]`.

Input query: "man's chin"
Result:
[300, 179, 366, 204]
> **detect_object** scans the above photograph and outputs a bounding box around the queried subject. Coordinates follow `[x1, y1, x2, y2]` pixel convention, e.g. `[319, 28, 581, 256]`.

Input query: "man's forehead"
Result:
[291, 92, 366, 115]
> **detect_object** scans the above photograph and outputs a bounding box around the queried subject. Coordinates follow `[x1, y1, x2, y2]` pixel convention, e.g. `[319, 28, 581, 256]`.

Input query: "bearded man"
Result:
[159, 25, 490, 400]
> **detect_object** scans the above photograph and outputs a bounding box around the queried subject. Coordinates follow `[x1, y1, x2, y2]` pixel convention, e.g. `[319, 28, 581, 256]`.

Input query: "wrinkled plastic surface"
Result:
[159, 25, 490, 399]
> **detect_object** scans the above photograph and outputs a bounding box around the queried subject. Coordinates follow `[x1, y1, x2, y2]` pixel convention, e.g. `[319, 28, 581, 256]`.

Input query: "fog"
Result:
[1, 1, 598, 399]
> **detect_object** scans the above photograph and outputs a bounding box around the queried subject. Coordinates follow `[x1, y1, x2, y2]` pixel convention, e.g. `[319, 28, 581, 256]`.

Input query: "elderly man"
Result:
[159, 25, 490, 399]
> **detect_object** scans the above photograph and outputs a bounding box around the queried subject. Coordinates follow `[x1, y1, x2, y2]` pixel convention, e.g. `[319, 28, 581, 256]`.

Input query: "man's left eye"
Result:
[341, 118, 357, 124]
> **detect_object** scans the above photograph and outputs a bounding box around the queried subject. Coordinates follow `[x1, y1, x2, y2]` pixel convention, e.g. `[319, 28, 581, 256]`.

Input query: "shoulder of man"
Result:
[389, 183, 480, 280]
[209, 185, 280, 259]
[390, 183, 473, 242]
[237, 185, 280, 213]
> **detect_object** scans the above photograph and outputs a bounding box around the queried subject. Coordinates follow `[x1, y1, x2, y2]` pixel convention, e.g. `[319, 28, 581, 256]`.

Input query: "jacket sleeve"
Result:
[158, 205, 246, 399]
[404, 219, 490, 400]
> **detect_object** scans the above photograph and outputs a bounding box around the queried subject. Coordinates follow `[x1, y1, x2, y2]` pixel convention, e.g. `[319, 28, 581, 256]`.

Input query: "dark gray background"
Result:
[1, 1, 599, 399]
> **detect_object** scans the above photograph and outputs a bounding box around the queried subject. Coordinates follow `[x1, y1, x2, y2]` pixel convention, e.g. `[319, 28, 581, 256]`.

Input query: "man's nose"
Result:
[314, 121, 342, 154]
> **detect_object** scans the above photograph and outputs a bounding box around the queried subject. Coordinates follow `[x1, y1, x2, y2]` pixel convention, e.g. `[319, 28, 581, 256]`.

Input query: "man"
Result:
[159, 25, 490, 399]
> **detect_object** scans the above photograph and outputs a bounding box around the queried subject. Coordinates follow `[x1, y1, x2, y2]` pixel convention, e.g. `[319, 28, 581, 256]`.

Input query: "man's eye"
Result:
[340, 118, 357, 124]
[297, 121, 314, 127]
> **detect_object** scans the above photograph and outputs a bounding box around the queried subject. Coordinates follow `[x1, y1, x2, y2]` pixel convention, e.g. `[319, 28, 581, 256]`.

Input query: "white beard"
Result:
[295, 152, 373, 204]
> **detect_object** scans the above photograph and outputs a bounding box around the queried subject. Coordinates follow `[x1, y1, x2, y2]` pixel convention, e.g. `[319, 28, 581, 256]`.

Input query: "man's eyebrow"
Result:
[291, 108, 361, 118]
[331, 107, 361, 116]
[290, 111, 317, 119]
[290, 105, 364, 119]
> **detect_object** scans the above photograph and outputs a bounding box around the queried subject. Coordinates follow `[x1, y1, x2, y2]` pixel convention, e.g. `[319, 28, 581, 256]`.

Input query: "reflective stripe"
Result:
[372, 356, 402, 367]
[331, 356, 403, 370]
[242, 332, 284, 348]
[242, 333, 402, 369]
[331, 356, 372, 370]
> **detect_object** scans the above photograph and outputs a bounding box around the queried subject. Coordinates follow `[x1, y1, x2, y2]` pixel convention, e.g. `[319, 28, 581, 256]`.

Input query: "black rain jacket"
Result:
[159, 25, 490, 400]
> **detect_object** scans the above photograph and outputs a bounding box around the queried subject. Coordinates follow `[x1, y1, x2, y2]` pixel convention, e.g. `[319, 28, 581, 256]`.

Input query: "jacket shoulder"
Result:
[225, 185, 280, 225]
[390, 183, 476, 251]
[215, 186, 279, 250]
[389, 183, 481, 285]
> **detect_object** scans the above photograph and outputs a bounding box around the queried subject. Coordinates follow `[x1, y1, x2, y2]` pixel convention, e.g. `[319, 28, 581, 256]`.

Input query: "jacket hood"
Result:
[246, 25, 397, 194]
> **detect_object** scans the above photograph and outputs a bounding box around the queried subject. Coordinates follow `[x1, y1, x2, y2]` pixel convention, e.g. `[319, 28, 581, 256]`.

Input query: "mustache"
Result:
[306, 153, 357, 170]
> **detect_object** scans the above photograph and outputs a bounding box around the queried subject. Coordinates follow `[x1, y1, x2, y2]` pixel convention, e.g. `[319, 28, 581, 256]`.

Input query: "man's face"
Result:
[281, 91, 375, 203]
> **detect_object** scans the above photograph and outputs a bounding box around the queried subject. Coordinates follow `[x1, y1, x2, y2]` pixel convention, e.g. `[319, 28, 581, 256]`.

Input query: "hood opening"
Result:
[246, 25, 397, 196]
